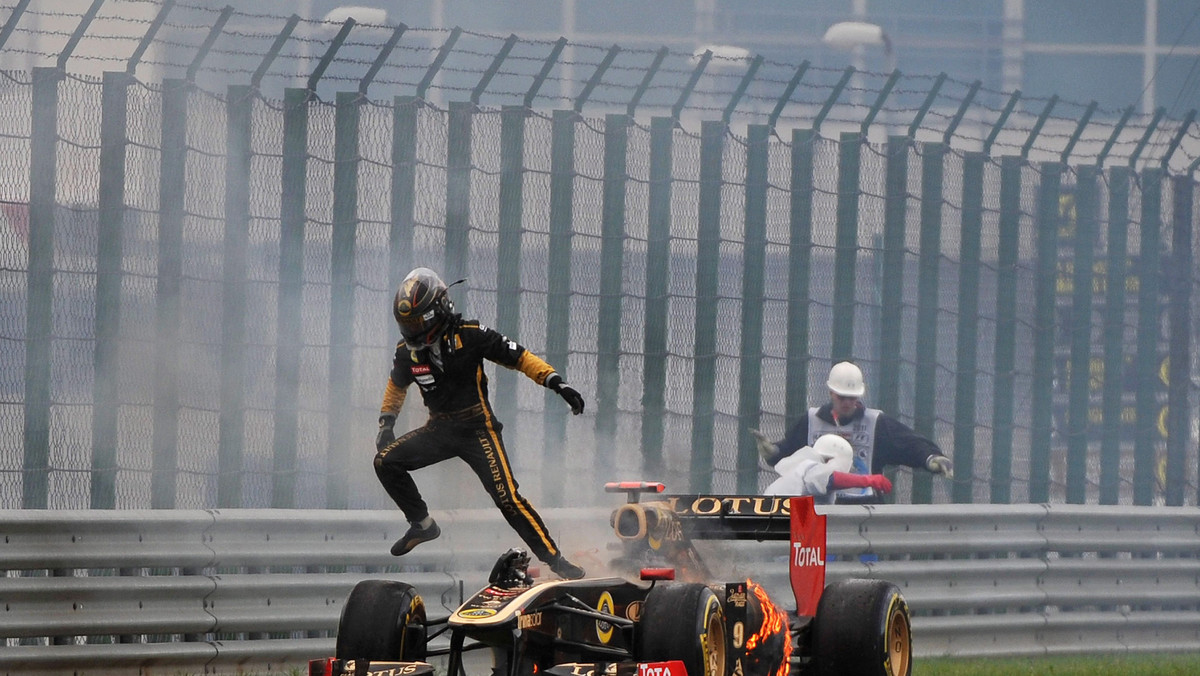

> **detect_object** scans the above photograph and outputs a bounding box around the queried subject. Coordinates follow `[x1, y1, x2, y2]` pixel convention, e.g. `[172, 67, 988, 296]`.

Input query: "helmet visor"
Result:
[398, 308, 444, 346]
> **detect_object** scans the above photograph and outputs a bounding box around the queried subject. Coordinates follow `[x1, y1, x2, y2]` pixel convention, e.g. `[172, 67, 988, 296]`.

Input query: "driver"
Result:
[374, 267, 587, 579]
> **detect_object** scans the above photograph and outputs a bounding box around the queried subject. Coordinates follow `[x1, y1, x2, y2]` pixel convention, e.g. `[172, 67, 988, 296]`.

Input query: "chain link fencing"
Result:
[2, 1, 1198, 509]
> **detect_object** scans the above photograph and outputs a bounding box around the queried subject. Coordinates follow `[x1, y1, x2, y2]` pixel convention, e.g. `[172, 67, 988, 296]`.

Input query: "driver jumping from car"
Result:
[374, 267, 587, 580]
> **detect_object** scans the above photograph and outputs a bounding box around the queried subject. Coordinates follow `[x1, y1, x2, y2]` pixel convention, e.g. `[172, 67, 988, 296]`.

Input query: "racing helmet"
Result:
[812, 434, 853, 474]
[393, 267, 454, 347]
[827, 361, 865, 398]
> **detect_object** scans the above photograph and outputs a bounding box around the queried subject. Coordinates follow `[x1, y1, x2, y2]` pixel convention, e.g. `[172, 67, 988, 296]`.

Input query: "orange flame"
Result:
[745, 580, 791, 676]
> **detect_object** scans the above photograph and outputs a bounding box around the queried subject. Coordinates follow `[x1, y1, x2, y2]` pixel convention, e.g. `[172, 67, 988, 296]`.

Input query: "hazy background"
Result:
[2, 0, 1198, 513]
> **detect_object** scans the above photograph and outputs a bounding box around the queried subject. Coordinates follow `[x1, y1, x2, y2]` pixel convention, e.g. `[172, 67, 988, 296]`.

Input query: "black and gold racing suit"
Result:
[373, 317, 564, 563]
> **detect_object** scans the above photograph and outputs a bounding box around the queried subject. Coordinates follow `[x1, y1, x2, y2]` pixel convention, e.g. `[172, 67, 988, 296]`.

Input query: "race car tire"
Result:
[336, 579, 427, 662]
[811, 578, 911, 676]
[638, 583, 727, 676]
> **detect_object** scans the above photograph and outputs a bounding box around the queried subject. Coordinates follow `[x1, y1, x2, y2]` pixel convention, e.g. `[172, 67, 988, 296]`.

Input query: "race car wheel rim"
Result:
[886, 603, 910, 676]
[704, 601, 727, 676]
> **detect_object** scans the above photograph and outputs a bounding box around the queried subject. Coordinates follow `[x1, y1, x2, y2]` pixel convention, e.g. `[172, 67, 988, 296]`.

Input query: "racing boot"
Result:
[547, 555, 586, 580]
[390, 518, 441, 556]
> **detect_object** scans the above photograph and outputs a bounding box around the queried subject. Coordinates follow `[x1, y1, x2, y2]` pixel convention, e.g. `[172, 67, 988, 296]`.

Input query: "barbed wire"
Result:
[2, 0, 1198, 171]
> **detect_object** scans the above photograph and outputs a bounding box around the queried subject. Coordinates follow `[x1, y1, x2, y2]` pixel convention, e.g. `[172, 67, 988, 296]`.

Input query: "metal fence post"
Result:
[1133, 169, 1163, 506]
[527, 38, 567, 110]
[912, 141, 946, 505]
[832, 131, 860, 361]
[152, 77, 189, 509]
[671, 48, 708, 121]
[494, 105, 527, 419]
[878, 136, 908, 419]
[737, 124, 770, 494]
[22, 66, 60, 509]
[690, 120, 724, 491]
[390, 96, 419, 291]
[953, 151, 984, 504]
[992, 156, 1023, 505]
[543, 109, 576, 505]
[218, 83, 253, 508]
[1066, 165, 1099, 504]
[785, 129, 815, 427]
[471, 34, 517, 105]
[641, 116, 674, 478]
[723, 55, 764, 124]
[768, 61, 810, 131]
[416, 27, 461, 102]
[92, 71, 130, 509]
[273, 87, 310, 508]
[1030, 162, 1063, 504]
[444, 101, 473, 283]
[596, 113, 628, 461]
[327, 90, 361, 510]
[1099, 166, 1131, 505]
[1166, 174, 1192, 507]
[627, 47, 668, 117]
[0, 0, 31, 51]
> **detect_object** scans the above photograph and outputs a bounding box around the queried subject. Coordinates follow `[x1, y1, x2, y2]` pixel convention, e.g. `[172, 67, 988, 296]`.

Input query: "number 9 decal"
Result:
[731, 621, 745, 649]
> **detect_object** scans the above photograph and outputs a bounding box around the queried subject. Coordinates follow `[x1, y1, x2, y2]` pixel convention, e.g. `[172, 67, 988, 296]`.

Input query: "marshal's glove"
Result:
[830, 471, 893, 494]
[376, 414, 397, 451]
[926, 455, 954, 479]
[749, 429, 779, 465]
[547, 375, 584, 415]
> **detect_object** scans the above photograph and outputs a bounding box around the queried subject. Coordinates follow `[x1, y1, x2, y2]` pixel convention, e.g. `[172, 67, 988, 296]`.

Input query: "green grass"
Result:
[196, 654, 1200, 676]
[920, 653, 1200, 676]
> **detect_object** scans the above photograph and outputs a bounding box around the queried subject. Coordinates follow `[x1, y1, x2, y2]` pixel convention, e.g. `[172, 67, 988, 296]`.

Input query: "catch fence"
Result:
[1, 1, 1199, 510]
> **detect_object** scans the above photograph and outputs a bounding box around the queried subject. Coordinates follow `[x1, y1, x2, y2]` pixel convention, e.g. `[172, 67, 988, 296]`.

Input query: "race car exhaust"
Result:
[612, 502, 652, 540]
[612, 502, 680, 545]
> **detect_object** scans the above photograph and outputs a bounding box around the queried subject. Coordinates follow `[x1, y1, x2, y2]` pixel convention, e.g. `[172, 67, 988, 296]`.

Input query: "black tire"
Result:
[336, 580, 427, 662]
[812, 579, 911, 676]
[638, 583, 727, 676]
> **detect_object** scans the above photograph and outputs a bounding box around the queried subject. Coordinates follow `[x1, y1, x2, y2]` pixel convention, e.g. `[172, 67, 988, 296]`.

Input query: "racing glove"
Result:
[830, 471, 893, 494]
[376, 414, 397, 451]
[926, 455, 954, 479]
[749, 429, 779, 465]
[546, 375, 585, 415]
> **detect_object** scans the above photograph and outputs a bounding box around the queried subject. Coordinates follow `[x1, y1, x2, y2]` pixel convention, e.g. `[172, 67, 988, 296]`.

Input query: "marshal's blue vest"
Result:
[807, 406, 880, 501]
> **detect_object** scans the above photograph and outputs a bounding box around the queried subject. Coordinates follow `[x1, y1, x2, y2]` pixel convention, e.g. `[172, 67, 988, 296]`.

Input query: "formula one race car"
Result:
[309, 483, 911, 676]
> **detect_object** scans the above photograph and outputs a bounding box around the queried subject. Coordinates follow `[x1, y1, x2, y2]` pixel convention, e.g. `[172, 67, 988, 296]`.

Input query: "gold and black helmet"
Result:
[393, 267, 453, 346]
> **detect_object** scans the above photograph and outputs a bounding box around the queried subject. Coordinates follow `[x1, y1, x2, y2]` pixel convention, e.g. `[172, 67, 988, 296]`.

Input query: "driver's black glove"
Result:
[376, 414, 397, 451]
[547, 374, 585, 415]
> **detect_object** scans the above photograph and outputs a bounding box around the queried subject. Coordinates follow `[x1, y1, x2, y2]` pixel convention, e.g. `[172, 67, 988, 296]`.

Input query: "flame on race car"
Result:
[744, 580, 791, 676]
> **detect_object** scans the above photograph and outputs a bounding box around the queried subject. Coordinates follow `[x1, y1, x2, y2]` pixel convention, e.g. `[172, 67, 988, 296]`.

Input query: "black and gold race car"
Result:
[309, 483, 911, 676]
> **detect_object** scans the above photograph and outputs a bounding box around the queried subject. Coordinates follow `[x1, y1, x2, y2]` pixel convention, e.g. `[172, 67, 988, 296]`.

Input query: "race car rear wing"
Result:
[604, 484, 827, 616]
[659, 494, 796, 541]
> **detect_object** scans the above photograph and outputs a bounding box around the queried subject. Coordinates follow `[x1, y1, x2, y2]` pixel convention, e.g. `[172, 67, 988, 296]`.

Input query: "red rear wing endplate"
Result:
[788, 496, 826, 617]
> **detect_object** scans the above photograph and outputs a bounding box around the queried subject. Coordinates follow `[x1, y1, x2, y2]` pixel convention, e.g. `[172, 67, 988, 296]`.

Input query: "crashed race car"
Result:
[310, 482, 911, 676]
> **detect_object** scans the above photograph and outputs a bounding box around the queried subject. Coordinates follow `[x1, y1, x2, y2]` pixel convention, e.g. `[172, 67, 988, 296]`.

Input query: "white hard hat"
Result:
[812, 434, 853, 474]
[827, 361, 865, 397]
